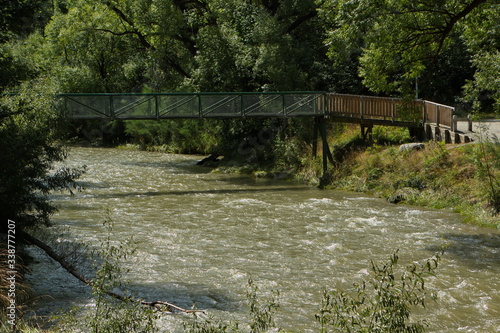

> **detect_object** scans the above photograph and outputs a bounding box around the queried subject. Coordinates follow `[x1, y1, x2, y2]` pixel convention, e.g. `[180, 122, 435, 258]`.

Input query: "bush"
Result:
[55, 220, 159, 333]
[316, 251, 441, 333]
[184, 278, 280, 333]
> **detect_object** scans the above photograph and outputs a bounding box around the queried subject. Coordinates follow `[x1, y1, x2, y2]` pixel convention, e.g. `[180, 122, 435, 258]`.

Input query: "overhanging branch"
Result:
[22, 231, 205, 314]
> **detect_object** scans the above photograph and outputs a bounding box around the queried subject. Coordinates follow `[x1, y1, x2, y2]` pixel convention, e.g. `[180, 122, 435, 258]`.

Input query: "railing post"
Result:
[324, 93, 328, 115]
[422, 101, 426, 124]
[155, 95, 159, 119]
[435, 104, 440, 127]
[312, 117, 319, 157]
[282, 93, 286, 116]
[360, 96, 364, 119]
[240, 94, 244, 117]
[391, 98, 395, 122]
[468, 114, 473, 132]
[198, 94, 202, 118]
[63, 96, 67, 118]
[452, 114, 457, 132]
[109, 95, 115, 119]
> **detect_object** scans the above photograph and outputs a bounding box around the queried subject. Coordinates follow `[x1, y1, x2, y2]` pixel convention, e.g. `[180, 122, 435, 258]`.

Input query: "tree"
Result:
[322, 0, 498, 112]
[0, 80, 85, 235]
[36, 0, 330, 93]
[0, 0, 51, 42]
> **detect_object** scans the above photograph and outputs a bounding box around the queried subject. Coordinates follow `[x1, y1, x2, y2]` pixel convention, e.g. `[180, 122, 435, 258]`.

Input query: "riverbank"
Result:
[210, 124, 500, 229]
[323, 141, 498, 228]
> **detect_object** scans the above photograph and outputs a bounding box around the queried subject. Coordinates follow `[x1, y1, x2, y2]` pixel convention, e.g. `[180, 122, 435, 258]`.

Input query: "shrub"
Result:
[316, 251, 441, 333]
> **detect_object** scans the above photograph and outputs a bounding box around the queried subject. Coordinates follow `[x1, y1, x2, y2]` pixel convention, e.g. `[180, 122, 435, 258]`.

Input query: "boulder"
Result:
[398, 143, 425, 153]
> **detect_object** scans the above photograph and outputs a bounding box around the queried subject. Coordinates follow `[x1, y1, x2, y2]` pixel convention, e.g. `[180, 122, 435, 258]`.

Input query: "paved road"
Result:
[457, 119, 500, 142]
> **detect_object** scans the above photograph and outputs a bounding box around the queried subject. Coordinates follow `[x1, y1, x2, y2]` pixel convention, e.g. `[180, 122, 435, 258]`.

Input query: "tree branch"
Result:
[101, 1, 192, 78]
[434, 0, 488, 56]
[102, 1, 154, 51]
[21, 231, 204, 314]
[286, 10, 318, 34]
[93, 28, 140, 37]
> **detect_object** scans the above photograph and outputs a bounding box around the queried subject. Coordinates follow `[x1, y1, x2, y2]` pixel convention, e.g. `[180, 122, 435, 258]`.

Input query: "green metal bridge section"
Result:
[60, 92, 325, 119]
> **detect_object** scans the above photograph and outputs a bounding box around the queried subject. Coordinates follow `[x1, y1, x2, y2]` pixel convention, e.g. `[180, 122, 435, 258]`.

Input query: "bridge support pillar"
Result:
[313, 117, 334, 174]
[409, 126, 425, 141]
[361, 124, 373, 141]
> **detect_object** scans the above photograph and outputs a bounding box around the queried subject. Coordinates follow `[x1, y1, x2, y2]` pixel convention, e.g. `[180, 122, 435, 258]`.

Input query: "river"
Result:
[26, 147, 500, 332]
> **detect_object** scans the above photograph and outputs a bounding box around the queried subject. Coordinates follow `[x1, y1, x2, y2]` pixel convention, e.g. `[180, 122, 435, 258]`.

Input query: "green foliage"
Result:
[461, 3, 500, 115]
[422, 142, 450, 171]
[43, 0, 149, 93]
[124, 119, 221, 153]
[372, 126, 411, 145]
[322, 0, 497, 111]
[327, 137, 499, 226]
[246, 278, 279, 333]
[56, 219, 159, 333]
[0, 0, 51, 42]
[0, 43, 35, 90]
[184, 279, 280, 333]
[469, 139, 500, 216]
[0, 82, 85, 235]
[462, 50, 500, 115]
[316, 251, 441, 333]
[21, 0, 329, 93]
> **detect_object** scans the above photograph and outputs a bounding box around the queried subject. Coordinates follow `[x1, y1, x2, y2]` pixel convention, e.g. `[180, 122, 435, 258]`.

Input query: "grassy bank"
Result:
[304, 125, 500, 229]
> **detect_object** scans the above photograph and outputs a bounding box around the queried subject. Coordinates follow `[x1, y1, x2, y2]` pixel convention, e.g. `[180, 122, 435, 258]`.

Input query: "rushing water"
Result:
[27, 147, 500, 332]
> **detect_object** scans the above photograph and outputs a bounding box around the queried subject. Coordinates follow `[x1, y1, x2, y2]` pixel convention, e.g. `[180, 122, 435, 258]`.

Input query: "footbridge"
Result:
[60, 92, 472, 171]
[61, 91, 459, 127]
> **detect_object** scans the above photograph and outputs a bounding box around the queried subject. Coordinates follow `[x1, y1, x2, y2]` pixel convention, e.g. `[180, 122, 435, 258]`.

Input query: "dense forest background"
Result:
[1, 0, 498, 98]
[1, 0, 498, 156]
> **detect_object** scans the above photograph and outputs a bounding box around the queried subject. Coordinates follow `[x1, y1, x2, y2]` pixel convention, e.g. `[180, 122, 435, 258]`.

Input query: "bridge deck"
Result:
[60, 92, 455, 130]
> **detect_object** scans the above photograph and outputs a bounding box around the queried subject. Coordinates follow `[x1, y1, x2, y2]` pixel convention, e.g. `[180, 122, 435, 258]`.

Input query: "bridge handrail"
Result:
[58, 92, 456, 132]
[59, 92, 326, 119]
[324, 93, 423, 123]
[422, 100, 455, 131]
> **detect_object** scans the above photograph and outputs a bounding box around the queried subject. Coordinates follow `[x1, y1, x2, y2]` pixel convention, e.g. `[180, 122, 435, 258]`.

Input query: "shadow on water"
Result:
[126, 281, 243, 312]
[427, 233, 500, 270]
[119, 160, 213, 174]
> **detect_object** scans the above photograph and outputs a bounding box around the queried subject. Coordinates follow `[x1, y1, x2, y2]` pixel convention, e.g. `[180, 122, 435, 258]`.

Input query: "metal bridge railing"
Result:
[60, 92, 457, 134]
[60, 92, 325, 119]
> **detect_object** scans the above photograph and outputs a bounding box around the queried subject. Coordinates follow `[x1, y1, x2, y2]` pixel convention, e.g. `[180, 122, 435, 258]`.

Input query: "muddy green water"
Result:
[27, 147, 500, 332]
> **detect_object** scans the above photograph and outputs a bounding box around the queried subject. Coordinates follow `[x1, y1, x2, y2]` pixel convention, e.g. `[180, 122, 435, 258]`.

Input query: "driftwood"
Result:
[21, 231, 205, 314]
[196, 154, 220, 166]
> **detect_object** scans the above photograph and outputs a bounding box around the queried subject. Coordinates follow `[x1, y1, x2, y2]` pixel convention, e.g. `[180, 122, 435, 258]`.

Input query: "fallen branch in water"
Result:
[21, 231, 205, 314]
